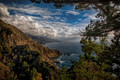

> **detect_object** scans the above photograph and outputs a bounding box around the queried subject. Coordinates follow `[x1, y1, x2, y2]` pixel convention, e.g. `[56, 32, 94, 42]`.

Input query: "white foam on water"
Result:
[71, 54, 79, 56]
[59, 61, 65, 63]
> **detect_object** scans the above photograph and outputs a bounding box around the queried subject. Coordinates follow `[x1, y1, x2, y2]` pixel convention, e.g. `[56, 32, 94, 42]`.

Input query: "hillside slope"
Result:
[0, 20, 62, 80]
[0, 20, 62, 59]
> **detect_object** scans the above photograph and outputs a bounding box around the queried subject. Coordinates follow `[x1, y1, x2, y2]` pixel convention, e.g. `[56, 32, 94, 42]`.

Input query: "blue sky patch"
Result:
[0, 0, 98, 39]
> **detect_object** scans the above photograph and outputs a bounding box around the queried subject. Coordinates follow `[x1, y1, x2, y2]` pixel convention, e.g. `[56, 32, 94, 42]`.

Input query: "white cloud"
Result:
[7, 4, 62, 19]
[83, 12, 98, 20]
[4, 14, 58, 38]
[78, 19, 82, 21]
[0, 2, 100, 40]
[55, 17, 61, 20]
[0, 3, 57, 38]
[42, 16, 53, 19]
[73, 11, 98, 30]
[108, 31, 114, 37]
[0, 3, 9, 18]
[0, 3, 79, 39]
[66, 10, 80, 15]
[73, 17, 91, 30]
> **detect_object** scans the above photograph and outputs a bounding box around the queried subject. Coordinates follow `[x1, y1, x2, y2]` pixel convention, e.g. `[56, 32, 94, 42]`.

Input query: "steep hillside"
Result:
[0, 20, 62, 80]
[0, 20, 62, 59]
[0, 20, 115, 80]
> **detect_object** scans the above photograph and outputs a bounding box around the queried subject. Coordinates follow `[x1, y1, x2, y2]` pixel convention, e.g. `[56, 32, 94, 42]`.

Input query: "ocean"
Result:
[44, 37, 84, 68]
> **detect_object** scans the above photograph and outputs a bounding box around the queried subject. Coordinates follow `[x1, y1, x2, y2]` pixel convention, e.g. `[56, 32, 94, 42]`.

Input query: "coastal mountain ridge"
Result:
[0, 20, 62, 80]
[0, 20, 62, 59]
[27, 34, 60, 44]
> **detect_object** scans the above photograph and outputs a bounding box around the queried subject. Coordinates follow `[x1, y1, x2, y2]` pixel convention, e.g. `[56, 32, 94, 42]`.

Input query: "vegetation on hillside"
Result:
[0, 0, 120, 80]
[0, 20, 62, 80]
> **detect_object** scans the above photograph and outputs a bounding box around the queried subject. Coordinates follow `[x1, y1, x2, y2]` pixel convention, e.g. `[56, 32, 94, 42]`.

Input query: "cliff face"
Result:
[0, 20, 62, 59]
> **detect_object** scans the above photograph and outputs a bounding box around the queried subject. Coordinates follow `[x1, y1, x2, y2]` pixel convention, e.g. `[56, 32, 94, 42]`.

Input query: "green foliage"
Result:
[12, 46, 42, 80]
[30, 67, 38, 80]
[80, 3, 120, 79]
[22, 61, 29, 69]
[69, 60, 113, 80]
[59, 66, 71, 80]
[0, 62, 14, 80]
[10, 62, 15, 68]
[65, 38, 116, 80]
[0, 38, 12, 55]
[10, 45, 59, 80]
[0, 27, 13, 39]
[57, 37, 117, 80]
[29, 0, 120, 8]
[0, 2, 119, 79]
[78, 37, 120, 79]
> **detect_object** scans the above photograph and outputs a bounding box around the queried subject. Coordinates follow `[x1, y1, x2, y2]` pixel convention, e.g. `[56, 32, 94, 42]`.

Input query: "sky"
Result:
[0, 0, 98, 39]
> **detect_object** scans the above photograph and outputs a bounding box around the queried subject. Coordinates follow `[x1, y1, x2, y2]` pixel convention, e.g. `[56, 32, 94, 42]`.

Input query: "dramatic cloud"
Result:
[0, 2, 98, 39]
[0, 3, 9, 18]
[66, 10, 80, 15]
[0, 3, 80, 39]
[0, 3, 58, 38]
[7, 4, 62, 20]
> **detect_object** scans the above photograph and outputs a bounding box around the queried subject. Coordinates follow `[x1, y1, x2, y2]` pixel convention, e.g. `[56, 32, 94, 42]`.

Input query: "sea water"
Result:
[44, 37, 84, 68]
[44, 37, 112, 68]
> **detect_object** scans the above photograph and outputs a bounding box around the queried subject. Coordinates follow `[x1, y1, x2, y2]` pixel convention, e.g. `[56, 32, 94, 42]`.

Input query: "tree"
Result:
[82, 3, 120, 78]
[29, 0, 120, 79]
